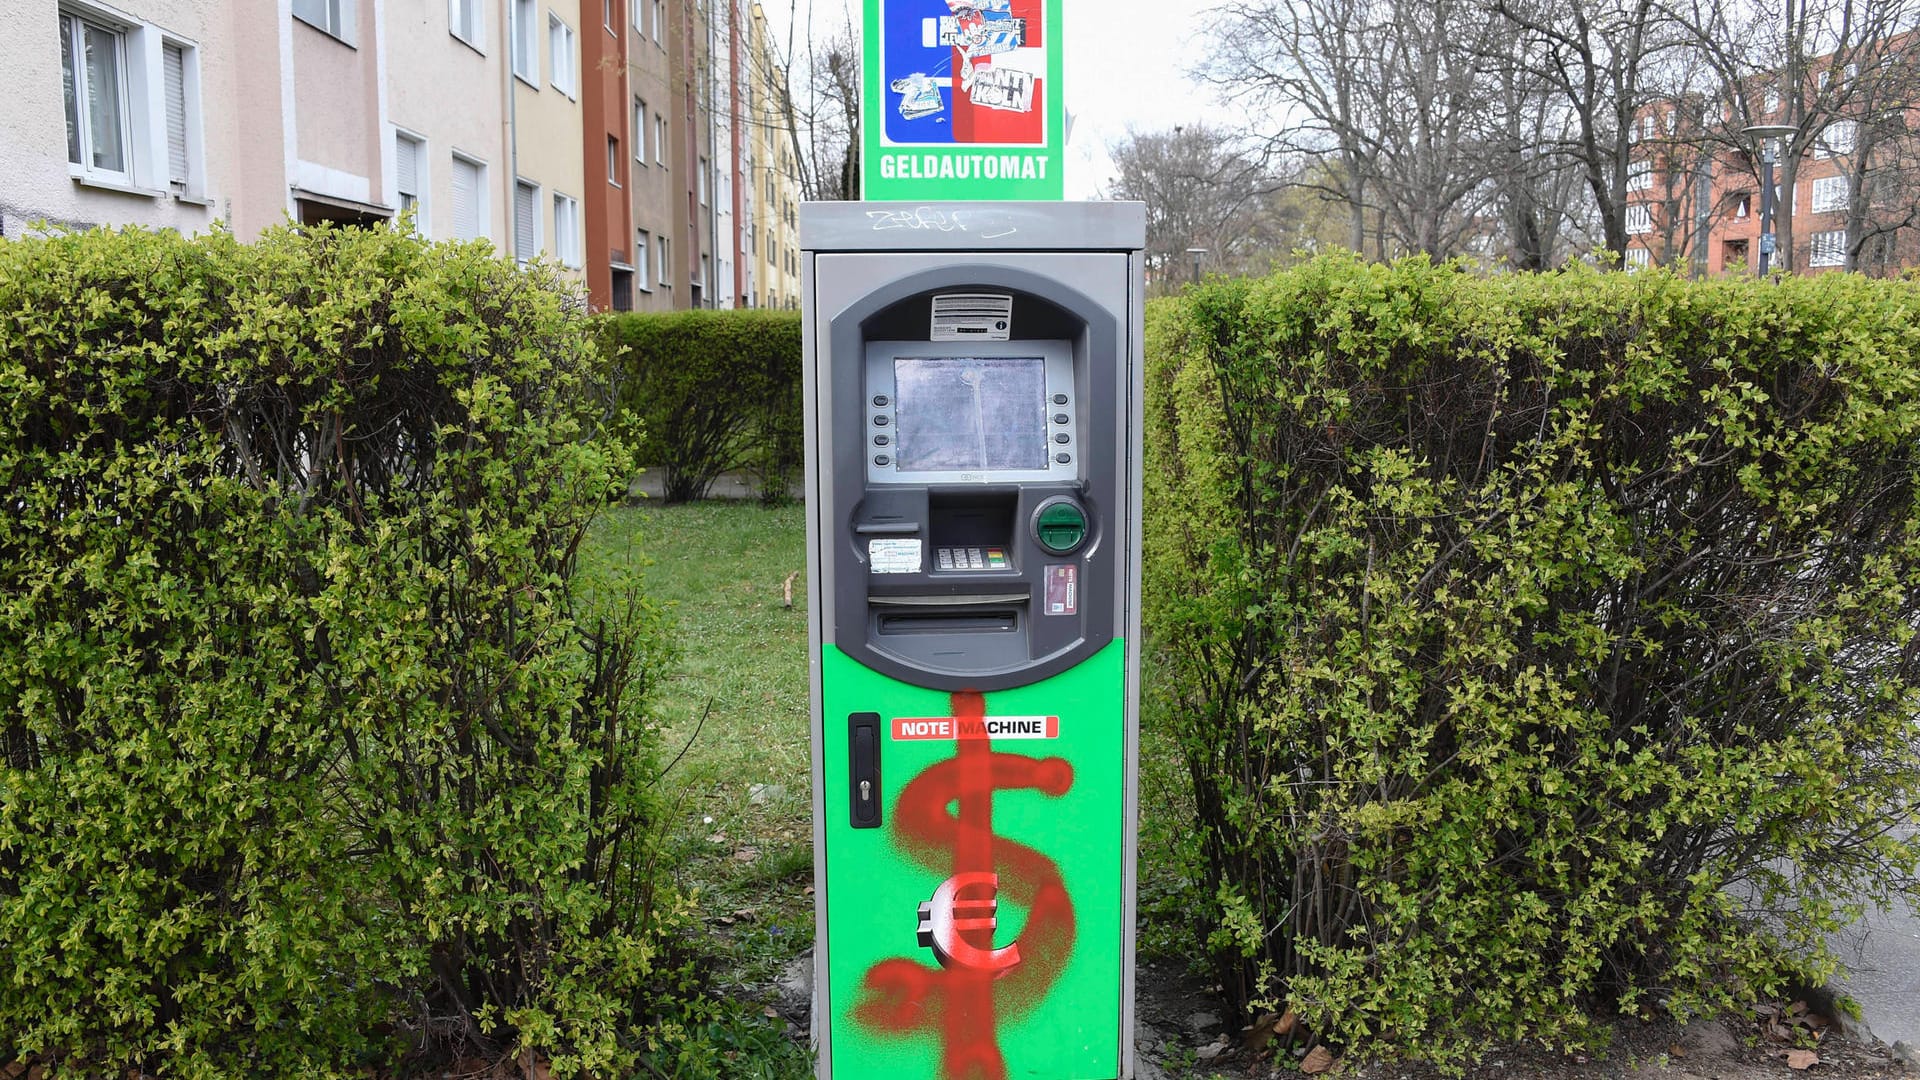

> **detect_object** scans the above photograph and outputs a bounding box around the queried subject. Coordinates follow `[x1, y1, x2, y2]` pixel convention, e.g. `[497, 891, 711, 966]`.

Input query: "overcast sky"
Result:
[1059, 0, 1241, 197]
[761, 0, 1242, 199]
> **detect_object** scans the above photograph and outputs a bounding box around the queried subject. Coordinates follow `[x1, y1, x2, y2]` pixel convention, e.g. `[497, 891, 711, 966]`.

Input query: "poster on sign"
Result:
[862, 0, 1064, 200]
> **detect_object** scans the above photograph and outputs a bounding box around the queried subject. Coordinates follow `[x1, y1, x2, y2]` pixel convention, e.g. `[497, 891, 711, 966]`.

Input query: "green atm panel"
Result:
[802, 203, 1146, 1080]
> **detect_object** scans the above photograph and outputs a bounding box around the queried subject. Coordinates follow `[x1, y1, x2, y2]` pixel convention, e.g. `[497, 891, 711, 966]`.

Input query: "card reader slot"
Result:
[869, 592, 1028, 606]
[878, 611, 1019, 634]
[855, 521, 922, 535]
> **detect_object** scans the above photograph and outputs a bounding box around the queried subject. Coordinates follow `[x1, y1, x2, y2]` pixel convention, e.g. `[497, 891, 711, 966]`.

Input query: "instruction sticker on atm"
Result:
[892, 715, 1061, 741]
[869, 538, 924, 573]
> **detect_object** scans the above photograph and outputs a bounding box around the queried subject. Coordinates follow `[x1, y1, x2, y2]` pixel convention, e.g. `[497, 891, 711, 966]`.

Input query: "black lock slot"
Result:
[849, 712, 882, 829]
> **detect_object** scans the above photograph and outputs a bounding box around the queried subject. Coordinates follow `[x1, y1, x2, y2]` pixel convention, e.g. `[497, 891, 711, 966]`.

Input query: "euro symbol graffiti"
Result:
[854, 691, 1076, 1080]
[917, 871, 1020, 974]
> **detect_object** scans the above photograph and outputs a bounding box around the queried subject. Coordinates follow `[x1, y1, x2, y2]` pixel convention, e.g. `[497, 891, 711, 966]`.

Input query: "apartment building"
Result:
[6, 1, 802, 310]
[739, 1, 800, 309]
[1625, 56, 1920, 277]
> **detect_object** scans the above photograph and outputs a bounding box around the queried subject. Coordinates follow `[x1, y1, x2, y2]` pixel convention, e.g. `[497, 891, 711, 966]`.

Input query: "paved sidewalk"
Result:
[1828, 825, 1920, 1054]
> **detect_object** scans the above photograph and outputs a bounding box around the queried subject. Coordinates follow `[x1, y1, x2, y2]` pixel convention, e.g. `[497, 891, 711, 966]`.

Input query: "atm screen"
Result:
[893, 357, 1048, 472]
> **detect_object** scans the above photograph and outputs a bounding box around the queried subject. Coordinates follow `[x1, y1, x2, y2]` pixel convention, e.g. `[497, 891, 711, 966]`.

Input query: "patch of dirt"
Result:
[1132, 962, 1915, 1080]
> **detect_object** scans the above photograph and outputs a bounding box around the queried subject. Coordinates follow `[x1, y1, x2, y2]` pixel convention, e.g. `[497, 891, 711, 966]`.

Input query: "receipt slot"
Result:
[803, 202, 1145, 1080]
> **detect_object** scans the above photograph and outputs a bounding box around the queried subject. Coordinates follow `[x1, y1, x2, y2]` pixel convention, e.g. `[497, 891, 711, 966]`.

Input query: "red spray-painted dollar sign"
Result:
[854, 691, 1077, 1080]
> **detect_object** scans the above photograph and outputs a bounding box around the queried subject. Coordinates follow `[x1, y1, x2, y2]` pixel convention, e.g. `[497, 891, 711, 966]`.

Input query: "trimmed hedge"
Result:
[0, 224, 676, 1077]
[599, 309, 802, 503]
[1145, 255, 1920, 1064]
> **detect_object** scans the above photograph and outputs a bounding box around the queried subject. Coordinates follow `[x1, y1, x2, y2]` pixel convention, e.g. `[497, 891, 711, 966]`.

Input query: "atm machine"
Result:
[801, 202, 1146, 1080]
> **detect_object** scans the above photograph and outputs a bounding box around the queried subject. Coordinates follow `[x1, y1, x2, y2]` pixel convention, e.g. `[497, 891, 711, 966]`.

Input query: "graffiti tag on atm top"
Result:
[866, 206, 1019, 239]
[893, 714, 1059, 740]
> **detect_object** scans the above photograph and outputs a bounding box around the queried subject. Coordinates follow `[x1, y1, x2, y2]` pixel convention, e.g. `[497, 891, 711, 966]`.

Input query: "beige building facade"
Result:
[4, 1, 798, 311]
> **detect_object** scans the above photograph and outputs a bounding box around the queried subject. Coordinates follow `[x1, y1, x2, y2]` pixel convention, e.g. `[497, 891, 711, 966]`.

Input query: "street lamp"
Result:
[1185, 247, 1208, 287]
[1741, 124, 1798, 276]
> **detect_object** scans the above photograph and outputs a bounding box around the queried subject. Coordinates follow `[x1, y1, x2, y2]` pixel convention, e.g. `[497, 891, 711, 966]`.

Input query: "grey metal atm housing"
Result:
[801, 204, 1147, 693]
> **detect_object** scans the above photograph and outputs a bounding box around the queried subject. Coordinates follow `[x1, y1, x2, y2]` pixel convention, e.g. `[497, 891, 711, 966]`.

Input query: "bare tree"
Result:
[1204, 0, 1511, 261]
[1106, 125, 1287, 293]
[1493, 0, 1696, 260]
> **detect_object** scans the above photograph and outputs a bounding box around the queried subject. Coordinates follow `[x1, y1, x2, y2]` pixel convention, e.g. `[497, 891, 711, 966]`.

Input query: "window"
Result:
[655, 114, 667, 165]
[633, 97, 647, 163]
[1818, 120, 1856, 158]
[294, 0, 353, 42]
[657, 234, 671, 284]
[449, 0, 483, 49]
[1626, 159, 1652, 192]
[1764, 87, 1780, 116]
[553, 192, 581, 267]
[698, 156, 709, 205]
[513, 178, 540, 262]
[395, 131, 426, 233]
[511, 0, 538, 82]
[549, 14, 577, 97]
[604, 0, 617, 31]
[451, 153, 486, 241]
[1812, 175, 1849, 213]
[1625, 247, 1650, 270]
[1809, 229, 1847, 267]
[632, 0, 644, 32]
[636, 228, 652, 290]
[162, 42, 189, 190]
[608, 136, 621, 184]
[1733, 191, 1751, 219]
[60, 10, 130, 183]
[61, 10, 205, 195]
[652, 0, 664, 42]
[1640, 114, 1654, 140]
[1625, 202, 1652, 235]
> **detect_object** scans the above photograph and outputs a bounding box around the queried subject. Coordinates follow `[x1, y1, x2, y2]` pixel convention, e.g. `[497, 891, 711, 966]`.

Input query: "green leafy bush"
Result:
[0, 223, 678, 1077]
[599, 309, 801, 503]
[1144, 255, 1920, 1066]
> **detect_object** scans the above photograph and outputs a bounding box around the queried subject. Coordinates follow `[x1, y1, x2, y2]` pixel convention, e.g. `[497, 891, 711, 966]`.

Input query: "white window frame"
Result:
[633, 97, 647, 164]
[293, 0, 354, 43]
[1626, 159, 1652, 192]
[61, 6, 208, 199]
[698, 155, 709, 205]
[449, 0, 484, 52]
[1625, 202, 1652, 235]
[548, 14, 577, 99]
[655, 113, 667, 166]
[1625, 247, 1651, 271]
[394, 128, 428, 236]
[1811, 175, 1849, 214]
[657, 233, 671, 284]
[552, 192, 582, 268]
[636, 228, 652, 291]
[60, 8, 134, 187]
[652, 0, 664, 43]
[1809, 229, 1847, 267]
[513, 177, 542, 263]
[1818, 120, 1857, 159]
[450, 151, 489, 242]
[608, 135, 622, 185]
[511, 0, 539, 84]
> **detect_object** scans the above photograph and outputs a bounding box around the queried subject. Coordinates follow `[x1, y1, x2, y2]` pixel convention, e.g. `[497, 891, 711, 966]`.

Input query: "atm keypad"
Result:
[935, 546, 1008, 571]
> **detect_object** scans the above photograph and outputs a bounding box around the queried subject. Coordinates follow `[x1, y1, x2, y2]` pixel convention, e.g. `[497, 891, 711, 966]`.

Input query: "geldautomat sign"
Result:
[861, 0, 1065, 201]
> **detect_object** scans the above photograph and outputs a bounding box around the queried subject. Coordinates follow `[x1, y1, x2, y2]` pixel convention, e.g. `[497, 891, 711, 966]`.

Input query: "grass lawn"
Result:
[583, 499, 816, 1078]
